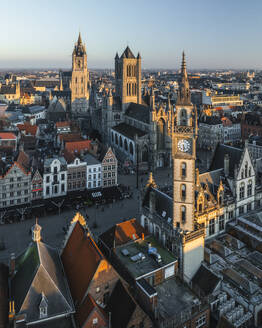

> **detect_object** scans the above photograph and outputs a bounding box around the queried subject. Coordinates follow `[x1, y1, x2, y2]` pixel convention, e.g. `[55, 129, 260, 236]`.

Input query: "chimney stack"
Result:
[224, 154, 230, 177]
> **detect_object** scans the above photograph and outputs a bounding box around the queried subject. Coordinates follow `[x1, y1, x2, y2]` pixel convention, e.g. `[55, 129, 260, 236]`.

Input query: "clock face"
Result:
[178, 139, 191, 152]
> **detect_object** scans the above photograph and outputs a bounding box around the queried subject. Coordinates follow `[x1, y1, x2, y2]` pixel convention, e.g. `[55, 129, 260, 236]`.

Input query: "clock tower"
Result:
[172, 52, 198, 231]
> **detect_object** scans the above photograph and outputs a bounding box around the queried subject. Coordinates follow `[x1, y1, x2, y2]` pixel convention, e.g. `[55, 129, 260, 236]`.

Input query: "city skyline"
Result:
[1, 0, 262, 69]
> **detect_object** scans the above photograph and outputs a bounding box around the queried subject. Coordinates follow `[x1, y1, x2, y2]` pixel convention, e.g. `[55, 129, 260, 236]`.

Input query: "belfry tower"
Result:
[71, 33, 90, 113]
[172, 52, 198, 232]
[115, 46, 141, 110]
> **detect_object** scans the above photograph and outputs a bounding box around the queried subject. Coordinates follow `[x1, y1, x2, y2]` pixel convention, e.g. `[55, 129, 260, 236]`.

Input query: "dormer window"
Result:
[39, 293, 48, 319]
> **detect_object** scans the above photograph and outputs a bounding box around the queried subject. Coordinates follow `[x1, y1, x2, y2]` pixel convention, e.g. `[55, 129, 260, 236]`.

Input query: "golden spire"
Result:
[146, 172, 157, 189]
[32, 218, 42, 242]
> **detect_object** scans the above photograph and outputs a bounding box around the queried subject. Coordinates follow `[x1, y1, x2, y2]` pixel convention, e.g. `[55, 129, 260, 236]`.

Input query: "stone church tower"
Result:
[115, 46, 141, 110]
[71, 33, 90, 114]
[172, 52, 198, 232]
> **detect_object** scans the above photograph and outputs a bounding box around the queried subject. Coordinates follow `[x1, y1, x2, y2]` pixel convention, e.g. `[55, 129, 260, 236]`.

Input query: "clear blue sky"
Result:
[1, 0, 262, 69]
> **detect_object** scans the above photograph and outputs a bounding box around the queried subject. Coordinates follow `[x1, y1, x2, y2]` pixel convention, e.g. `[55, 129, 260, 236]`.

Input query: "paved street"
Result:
[0, 169, 172, 264]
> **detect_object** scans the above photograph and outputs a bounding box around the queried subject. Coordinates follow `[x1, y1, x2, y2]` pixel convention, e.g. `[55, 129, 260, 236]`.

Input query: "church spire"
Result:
[77, 32, 82, 45]
[32, 218, 42, 242]
[177, 51, 191, 105]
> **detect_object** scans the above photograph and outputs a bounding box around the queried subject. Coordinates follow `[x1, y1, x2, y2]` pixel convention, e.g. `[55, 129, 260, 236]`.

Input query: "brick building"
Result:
[64, 150, 86, 192]
[61, 213, 152, 328]
[99, 147, 118, 188]
[241, 112, 262, 140]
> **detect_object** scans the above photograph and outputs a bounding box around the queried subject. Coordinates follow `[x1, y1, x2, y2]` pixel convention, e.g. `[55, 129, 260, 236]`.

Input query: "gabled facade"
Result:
[0, 161, 31, 209]
[100, 147, 118, 187]
[43, 157, 67, 199]
[31, 169, 43, 200]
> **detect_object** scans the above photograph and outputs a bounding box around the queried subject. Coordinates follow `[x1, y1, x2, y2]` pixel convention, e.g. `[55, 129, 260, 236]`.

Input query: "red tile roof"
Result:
[17, 123, 38, 136]
[76, 294, 108, 327]
[65, 140, 91, 154]
[61, 221, 103, 305]
[0, 132, 16, 140]
[56, 121, 70, 128]
[100, 218, 148, 249]
[17, 151, 30, 171]
[58, 133, 82, 143]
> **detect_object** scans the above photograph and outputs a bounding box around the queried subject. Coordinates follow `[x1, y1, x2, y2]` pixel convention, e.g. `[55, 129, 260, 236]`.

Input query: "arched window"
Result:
[245, 162, 248, 178]
[181, 206, 186, 223]
[180, 109, 187, 126]
[124, 139, 128, 151]
[239, 183, 245, 200]
[157, 119, 165, 150]
[199, 203, 203, 213]
[247, 180, 252, 197]
[75, 77, 77, 83]
[241, 170, 244, 179]
[119, 136, 123, 148]
[142, 146, 148, 162]
[181, 184, 186, 200]
[249, 167, 251, 177]
[181, 162, 186, 178]
[130, 142, 134, 155]
[115, 134, 118, 145]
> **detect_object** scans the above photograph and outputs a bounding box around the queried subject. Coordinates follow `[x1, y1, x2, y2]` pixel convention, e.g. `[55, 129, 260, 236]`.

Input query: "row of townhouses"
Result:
[0, 147, 117, 210]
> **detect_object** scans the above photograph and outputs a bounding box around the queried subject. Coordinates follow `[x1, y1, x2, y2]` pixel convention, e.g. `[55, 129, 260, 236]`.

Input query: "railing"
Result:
[174, 126, 194, 134]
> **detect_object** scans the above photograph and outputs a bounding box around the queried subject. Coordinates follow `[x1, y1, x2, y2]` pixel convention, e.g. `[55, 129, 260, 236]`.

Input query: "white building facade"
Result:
[43, 157, 67, 199]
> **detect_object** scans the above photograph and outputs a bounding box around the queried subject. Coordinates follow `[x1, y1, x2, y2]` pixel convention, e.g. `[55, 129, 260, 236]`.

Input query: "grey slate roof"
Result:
[143, 187, 173, 224]
[125, 102, 151, 124]
[11, 241, 74, 323]
[121, 46, 135, 59]
[192, 265, 220, 296]
[112, 122, 147, 140]
[209, 144, 243, 177]
[84, 153, 101, 165]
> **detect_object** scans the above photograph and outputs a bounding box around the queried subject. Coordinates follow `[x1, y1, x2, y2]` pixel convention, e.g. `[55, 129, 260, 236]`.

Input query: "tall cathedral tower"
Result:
[115, 46, 141, 111]
[172, 52, 198, 231]
[71, 33, 90, 113]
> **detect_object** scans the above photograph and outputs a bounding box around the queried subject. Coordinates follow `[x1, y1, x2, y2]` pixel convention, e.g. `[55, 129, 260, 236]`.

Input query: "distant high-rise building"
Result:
[71, 33, 90, 114]
[115, 46, 141, 110]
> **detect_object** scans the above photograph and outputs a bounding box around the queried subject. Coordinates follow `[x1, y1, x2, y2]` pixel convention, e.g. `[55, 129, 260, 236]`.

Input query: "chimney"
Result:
[9, 253, 15, 276]
[224, 154, 230, 177]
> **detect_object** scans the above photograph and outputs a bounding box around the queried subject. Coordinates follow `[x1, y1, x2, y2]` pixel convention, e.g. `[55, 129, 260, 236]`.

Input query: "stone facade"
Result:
[71, 33, 90, 114]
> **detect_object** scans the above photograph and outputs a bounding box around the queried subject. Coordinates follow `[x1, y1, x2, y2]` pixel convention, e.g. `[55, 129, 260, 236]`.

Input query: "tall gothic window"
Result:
[247, 181, 252, 197]
[249, 167, 251, 177]
[245, 162, 248, 178]
[157, 119, 165, 150]
[181, 162, 186, 178]
[181, 206, 186, 223]
[209, 218, 215, 236]
[180, 109, 187, 126]
[239, 183, 245, 200]
[181, 184, 186, 200]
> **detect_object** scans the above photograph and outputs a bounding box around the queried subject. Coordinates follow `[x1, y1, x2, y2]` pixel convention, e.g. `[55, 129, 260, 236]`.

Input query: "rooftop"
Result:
[112, 122, 147, 140]
[155, 278, 202, 320]
[115, 235, 176, 279]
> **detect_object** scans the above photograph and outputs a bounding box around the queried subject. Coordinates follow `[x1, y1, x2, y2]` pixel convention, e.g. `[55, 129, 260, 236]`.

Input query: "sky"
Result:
[1, 0, 262, 70]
